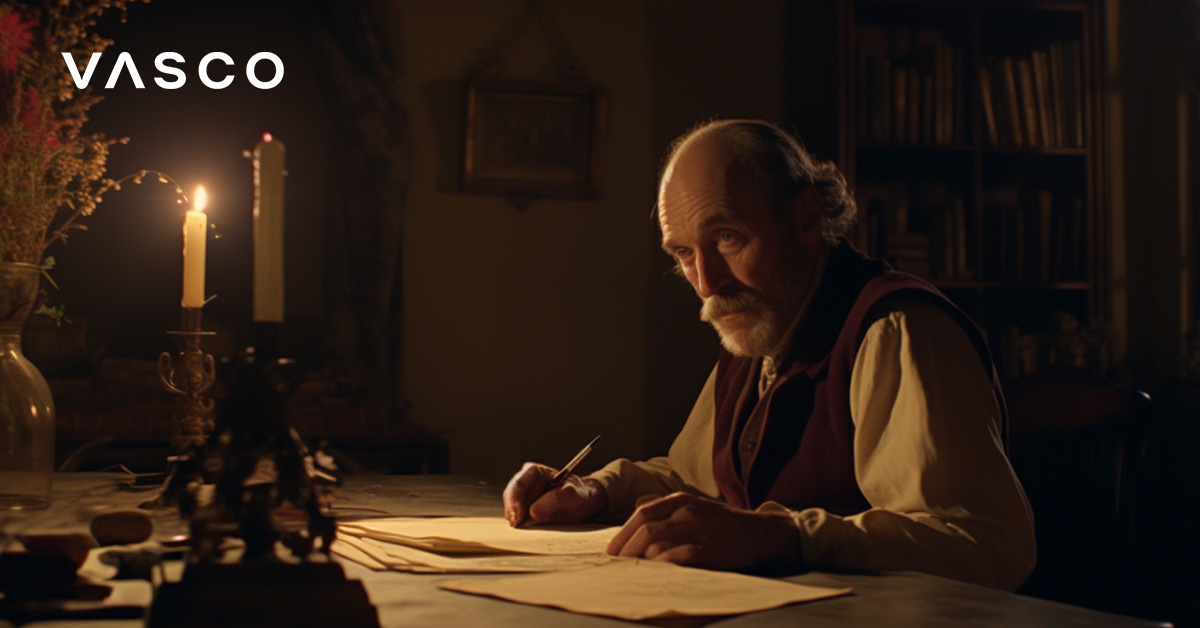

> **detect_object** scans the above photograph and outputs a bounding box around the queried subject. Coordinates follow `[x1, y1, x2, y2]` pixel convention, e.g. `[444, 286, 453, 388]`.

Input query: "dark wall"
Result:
[643, 0, 789, 456]
[53, 0, 331, 362]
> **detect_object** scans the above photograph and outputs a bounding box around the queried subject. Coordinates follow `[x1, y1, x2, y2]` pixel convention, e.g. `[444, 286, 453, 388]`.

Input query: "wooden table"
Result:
[2, 473, 1174, 628]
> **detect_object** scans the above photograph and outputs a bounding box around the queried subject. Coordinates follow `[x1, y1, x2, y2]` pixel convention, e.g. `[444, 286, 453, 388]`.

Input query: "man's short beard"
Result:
[698, 239, 810, 358]
[700, 290, 790, 357]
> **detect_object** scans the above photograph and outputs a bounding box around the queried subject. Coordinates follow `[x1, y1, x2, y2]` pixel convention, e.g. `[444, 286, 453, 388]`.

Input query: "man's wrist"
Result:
[756, 502, 805, 564]
[581, 477, 609, 520]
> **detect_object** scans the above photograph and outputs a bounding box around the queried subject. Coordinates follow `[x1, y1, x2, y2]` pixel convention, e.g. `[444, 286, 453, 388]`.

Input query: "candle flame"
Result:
[194, 185, 208, 212]
[263, 132, 273, 142]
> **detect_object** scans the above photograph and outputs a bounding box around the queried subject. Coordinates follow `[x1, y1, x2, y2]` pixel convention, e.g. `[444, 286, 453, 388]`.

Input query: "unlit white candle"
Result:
[253, 132, 286, 323]
[182, 186, 208, 308]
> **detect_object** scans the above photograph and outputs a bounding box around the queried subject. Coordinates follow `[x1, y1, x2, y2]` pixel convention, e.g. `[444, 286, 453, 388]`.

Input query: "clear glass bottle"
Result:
[0, 263, 55, 510]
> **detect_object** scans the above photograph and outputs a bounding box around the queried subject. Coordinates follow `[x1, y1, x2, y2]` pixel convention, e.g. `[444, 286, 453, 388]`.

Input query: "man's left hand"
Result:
[606, 492, 799, 570]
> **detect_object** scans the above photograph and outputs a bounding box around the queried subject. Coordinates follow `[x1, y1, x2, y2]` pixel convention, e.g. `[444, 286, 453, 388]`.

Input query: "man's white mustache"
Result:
[700, 291, 767, 322]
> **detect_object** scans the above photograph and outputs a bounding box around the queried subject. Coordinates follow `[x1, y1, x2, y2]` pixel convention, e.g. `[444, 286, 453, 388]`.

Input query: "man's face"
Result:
[658, 139, 819, 357]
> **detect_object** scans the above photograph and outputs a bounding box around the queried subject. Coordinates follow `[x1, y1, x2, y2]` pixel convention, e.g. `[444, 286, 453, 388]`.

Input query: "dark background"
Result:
[33, 0, 1200, 552]
[21, 0, 1200, 625]
[41, 0, 1198, 480]
[56, 0, 330, 362]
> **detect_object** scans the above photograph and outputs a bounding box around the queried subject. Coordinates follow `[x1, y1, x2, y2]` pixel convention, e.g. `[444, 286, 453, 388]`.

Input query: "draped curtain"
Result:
[297, 0, 412, 430]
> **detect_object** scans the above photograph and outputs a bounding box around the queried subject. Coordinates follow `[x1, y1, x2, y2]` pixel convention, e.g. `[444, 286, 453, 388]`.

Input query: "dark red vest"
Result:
[711, 240, 1004, 512]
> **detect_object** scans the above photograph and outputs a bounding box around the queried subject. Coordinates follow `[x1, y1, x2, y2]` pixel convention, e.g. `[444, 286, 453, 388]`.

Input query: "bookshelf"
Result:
[839, 0, 1105, 380]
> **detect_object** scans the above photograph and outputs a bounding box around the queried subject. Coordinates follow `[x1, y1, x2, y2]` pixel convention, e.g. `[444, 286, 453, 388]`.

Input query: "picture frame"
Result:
[462, 78, 606, 200]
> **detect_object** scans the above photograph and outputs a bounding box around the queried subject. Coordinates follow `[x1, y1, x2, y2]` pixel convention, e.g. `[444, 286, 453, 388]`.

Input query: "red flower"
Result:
[3, 88, 62, 169]
[20, 88, 50, 130]
[0, 6, 36, 73]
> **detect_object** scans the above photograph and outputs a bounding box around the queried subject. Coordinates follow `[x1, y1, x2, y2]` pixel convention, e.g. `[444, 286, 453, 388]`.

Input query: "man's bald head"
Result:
[657, 119, 856, 243]
[654, 121, 834, 357]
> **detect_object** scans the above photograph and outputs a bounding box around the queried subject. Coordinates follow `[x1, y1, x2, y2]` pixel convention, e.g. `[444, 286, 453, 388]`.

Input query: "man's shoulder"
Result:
[846, 270, 947, 338]
[862, 291, 966, 337]
[860, 282, 952, 326]
[852, 278, 998, 393]
[848, 272, 992, 369]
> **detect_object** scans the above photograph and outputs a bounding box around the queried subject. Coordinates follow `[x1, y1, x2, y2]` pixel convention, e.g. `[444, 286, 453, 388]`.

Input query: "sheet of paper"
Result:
[331, 537, 388, 570]
[336, 533, 619, 573]
[338, 516, 617, 555]
[438, 560, 852, 620]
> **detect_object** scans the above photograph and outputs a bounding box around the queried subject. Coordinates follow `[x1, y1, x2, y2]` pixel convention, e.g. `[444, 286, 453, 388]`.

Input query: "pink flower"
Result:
[0, 6, 36, 73]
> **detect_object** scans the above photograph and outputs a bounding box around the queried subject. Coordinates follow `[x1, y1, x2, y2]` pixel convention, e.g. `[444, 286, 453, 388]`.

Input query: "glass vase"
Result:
[0, 263, 55, 510]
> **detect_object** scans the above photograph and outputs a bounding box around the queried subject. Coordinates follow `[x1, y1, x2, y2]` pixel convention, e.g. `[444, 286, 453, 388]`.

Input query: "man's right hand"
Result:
[502, 462, 608, 527]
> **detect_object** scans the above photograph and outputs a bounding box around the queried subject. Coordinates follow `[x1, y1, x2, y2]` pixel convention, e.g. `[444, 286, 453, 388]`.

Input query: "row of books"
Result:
[979, 40, 1084, 148]
[860, 179, 970, 280]
[857, 23, 964, 145]
[980, 187, 1087, 283]
[878, 200, 971, 281]
[860, 182, 1088, 283]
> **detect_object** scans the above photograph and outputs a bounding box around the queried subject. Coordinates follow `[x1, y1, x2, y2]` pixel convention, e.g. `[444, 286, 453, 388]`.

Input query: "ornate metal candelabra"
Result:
[158, 307, 217, 451]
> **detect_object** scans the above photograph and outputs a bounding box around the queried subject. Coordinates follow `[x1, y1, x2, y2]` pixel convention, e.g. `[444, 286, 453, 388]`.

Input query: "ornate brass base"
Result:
[157, 307, 216, 451]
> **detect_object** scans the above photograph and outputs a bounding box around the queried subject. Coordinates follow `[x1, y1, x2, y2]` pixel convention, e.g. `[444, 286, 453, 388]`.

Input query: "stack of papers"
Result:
[333, 516, 621, 573]
[333, 515, 853, 620]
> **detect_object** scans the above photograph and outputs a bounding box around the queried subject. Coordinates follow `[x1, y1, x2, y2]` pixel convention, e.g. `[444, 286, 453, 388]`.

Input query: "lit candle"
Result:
[182, 185, 208, 308]
[253, 132, 286, 323]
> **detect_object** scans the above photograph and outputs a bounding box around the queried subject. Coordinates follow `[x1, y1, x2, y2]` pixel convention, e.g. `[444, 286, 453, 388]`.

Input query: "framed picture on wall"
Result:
[462, 79, 606, 200]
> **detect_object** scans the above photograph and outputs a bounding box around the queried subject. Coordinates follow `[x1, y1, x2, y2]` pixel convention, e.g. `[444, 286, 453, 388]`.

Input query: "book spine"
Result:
[979, 64, 998, 145]
[1016, 58, 1040, 148]
[999, 57, 1023, 147]
[1037, 190, 1054, 281]
[1048, 42, 1066, 147]
[893, 65, 908, 142]
[1031, 50, 1054, 147]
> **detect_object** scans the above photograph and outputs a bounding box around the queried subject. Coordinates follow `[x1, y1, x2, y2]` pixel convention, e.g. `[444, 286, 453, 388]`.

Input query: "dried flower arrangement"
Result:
[0, 0, 152, 265]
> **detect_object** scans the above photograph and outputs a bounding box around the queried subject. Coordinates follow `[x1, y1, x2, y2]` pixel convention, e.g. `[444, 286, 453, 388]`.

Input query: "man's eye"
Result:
[719, 232, 737, 244]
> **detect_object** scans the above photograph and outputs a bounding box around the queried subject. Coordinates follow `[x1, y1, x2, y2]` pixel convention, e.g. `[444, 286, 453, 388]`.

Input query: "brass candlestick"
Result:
[158, 307, 217, 451]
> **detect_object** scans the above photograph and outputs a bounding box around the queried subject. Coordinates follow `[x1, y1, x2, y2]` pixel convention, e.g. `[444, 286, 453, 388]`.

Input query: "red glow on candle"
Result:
[262, 132, 273, 142]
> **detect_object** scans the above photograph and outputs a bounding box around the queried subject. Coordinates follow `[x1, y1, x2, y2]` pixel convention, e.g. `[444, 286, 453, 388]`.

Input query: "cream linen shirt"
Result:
[587, 296, 1037, 592]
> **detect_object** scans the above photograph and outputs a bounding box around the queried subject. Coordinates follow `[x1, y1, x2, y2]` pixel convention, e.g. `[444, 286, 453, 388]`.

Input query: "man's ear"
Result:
[789, 187, 823, 243]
